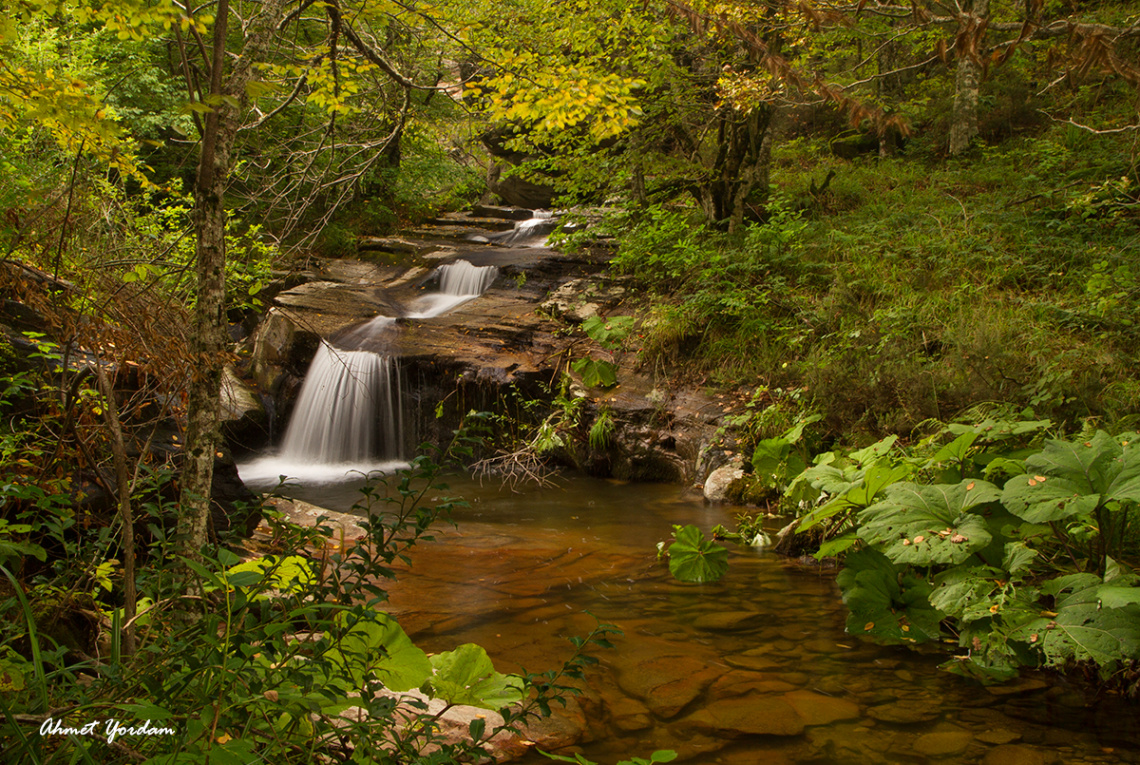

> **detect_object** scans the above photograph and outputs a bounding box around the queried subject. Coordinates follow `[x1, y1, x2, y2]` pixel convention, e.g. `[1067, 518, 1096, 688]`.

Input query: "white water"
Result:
[239, 260, 499, 487]
[407, 259, 499, 318]
[487, 211, 557, 247]
[239, 342, 407, 485]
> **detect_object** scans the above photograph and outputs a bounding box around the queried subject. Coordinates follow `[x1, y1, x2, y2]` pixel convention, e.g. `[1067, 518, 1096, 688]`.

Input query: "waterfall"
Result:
[408, 260, 499, 318]
[487, 211, 558, 246]
[278, 343, 404, 464]
[238, 260, 498, 486]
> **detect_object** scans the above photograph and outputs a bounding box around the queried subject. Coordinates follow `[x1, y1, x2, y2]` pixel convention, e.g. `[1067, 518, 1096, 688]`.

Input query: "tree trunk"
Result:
[949, 0, 991, 155]
[177, 0, 284, 559]
[697, 106, 772, 232]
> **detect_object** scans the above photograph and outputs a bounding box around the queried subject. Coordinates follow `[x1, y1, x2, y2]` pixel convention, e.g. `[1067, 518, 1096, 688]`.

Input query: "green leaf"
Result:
[1010, 575, 1140, 666]
[836, 548, 941, 643]
[858, 480, 1001, 566]
[326, 610, 432, 691]
[751, 436, 790, 477]
[666, 525, 728, 583]
[1001, 475, 1100, 523]
[1095, 586, 1140, 609]
[570, 358, 618, 388]
[426, 643, 524, 709]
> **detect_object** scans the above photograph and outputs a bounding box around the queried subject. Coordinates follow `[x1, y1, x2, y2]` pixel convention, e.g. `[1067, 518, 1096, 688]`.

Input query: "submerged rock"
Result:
[782, 690, 860, 727]
[680, 696, 805, 737]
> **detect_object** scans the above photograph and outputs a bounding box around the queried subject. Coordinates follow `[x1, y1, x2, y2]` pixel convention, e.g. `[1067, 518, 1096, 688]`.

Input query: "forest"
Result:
[1, 0, 1140, 762]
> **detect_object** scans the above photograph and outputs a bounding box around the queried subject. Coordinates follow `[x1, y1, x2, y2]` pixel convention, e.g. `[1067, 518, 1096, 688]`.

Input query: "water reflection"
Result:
[276, 472, 1140, 764]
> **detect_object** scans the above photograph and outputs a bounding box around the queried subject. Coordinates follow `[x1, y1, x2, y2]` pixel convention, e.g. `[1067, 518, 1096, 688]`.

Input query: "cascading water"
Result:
[239, 261, 498, 486]
[486, 210, 558, 246]
[408, 259, 499, 318]
[277, 344, 404, 463]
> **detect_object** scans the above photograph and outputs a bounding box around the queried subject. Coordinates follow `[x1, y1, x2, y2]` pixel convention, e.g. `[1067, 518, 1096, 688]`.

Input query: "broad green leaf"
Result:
[836, 548, 942, 644]
[858, 480, 1001, 566]
[1002, 542, 1038, 575]
[227, 555, 315, 594]
[930, 431, 979, 465]
[1095, 586, 1140, 609]
[751, 436, 790, 477]
[1011, 574, 1140, 666]
[930, 565, 1002, 620]
[426, 643, 524, 710]
[570, 358, 618, 388]
[848, 435, 899, 465]
[1020, 431, 1140, 501]
[815, 531, 859, 559]
[667, 525, 728, 583]
[326, 610, 432, 691]
[1001, 474, 1100, 523]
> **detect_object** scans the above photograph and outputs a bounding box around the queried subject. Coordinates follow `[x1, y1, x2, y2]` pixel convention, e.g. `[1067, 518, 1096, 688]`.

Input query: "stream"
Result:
[236, 212, 1140, 764]
[240, 471, 1140, 765]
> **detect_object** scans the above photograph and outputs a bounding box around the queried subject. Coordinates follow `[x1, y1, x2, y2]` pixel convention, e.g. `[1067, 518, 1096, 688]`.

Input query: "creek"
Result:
[243, 471, 1140, 765]
[236, 213, 1140, 764]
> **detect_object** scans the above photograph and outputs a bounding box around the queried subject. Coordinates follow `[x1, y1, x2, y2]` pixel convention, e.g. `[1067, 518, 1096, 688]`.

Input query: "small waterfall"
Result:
[278, 343, 404, 464]
[408, 259, 499, 318]
[238, 260, 499, 486]
[487, 211, 558, 246]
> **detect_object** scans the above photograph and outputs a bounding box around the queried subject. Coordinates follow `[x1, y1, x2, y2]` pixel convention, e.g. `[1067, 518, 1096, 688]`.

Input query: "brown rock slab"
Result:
[710, 672, 799, 698]
[725, 653, 783, 672]
[986, 678, 1049, 696]
[693, 611, 767, 631]
[978, 728, 1022, 745]
[982, 744, 1060, 765]
[914, 730, 974, 757]
[681, 697, 805, 737]
[866, 698, 941, 724]
[783, 690, 860, 727]
[613, 653, 722, 718]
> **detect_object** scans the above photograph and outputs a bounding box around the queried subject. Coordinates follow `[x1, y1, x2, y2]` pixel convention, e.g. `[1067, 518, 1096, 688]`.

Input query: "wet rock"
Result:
[693, 611, 766, 632]
[981, 744, 1060, 765]
[978, 728, 1022, 745]
[539, 279, 600, 323]
[866, 698, 941, 724]
[248, 308, 320, 394]
[709, 672, 799, 697]
[807, 723, 895, 764]
[724, 650, 783, 672]
[783, 690, 860, 726]
[986, 677, 1049, 696]
[703, 464, 745, 502]
[612, 652, 723, 719]
[680, 696, 805, 737]
[220, 365, 269, 449]
[357, 237, 444, 256]
[471, 205, 536, 221]
[487, 161, 555, 209]
[609, 696, 654, 732]
[914, 729, 974, 757]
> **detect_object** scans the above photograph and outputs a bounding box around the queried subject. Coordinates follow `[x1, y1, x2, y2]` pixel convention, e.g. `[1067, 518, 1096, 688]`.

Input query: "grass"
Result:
[614, 127, 1140, 443]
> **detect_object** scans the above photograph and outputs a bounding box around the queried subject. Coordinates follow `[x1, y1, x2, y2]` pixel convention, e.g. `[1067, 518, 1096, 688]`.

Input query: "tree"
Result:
[3, 0, 454, 564]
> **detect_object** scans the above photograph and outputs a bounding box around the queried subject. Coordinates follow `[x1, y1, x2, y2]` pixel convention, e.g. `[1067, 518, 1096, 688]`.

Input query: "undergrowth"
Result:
[600, 126, 1140, 439]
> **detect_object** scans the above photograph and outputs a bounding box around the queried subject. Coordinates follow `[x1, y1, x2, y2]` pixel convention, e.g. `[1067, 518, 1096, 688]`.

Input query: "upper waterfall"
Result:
[407, 259, 499, 318]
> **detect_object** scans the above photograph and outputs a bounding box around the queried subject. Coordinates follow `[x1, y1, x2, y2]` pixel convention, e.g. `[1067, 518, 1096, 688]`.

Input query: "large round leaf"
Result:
[667, 525, 729, 583]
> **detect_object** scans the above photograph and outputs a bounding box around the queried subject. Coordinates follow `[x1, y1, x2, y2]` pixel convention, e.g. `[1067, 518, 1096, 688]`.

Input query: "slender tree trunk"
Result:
[697, 106, 772, 232]
[177, 0, 284, 559]
[949, 0, 991, 155]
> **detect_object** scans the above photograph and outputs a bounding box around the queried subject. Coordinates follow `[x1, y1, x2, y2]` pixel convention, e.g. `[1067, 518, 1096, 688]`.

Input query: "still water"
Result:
[249, 470, 1140, 764]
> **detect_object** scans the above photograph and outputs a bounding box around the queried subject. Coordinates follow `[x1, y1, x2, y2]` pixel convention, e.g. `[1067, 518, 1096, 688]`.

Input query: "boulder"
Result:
[704, 464, 745, 502]
[220, 366, 269, 451]
[782, 690, 861, 727]
[487, 161, 555, 209]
